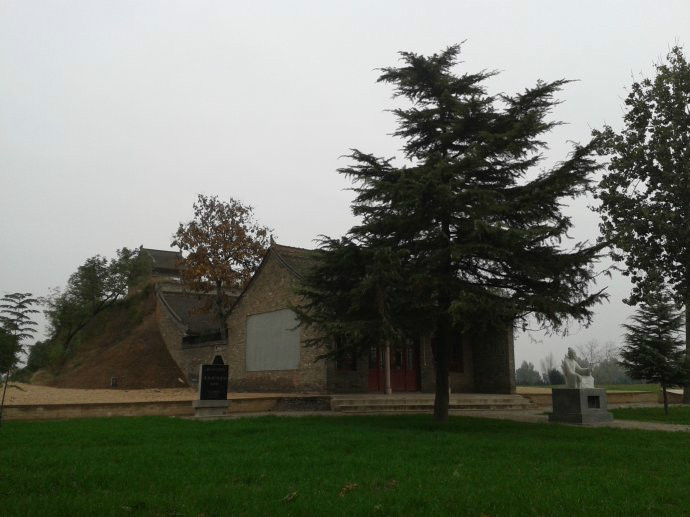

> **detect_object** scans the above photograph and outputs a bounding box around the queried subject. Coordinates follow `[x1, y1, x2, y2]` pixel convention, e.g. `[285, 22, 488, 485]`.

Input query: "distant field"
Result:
[599, 384, 661, 393]
[612, 406, 690, 426]
[0, 415, 688, 517]
[518, 384, 661, 392]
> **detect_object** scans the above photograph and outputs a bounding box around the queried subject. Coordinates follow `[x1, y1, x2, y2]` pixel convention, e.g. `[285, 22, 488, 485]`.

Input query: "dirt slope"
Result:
[32, 288, 188, 389]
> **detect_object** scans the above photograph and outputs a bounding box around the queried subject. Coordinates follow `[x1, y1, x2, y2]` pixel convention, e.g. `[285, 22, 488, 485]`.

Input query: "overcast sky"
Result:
[1, 0, 688, 368]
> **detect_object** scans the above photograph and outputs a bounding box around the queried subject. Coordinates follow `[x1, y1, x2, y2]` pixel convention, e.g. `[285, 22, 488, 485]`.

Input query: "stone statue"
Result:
[562, 347, 595, 389]
[550, 347, 612, 424]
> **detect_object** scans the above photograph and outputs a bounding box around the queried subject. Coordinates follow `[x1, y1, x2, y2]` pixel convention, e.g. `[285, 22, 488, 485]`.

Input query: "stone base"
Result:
[549, 388, 613, 424]
[193, 399, 229, 418]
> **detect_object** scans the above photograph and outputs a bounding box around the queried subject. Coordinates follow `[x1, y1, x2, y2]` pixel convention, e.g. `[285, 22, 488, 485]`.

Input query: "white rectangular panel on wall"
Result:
[246, 309, 301, 371]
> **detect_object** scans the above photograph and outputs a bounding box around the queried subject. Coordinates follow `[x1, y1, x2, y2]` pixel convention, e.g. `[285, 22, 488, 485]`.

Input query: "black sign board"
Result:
[198, 364, 229, 400]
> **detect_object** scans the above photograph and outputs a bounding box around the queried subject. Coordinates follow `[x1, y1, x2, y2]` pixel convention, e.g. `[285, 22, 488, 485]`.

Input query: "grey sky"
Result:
[1, 0, 688, 368]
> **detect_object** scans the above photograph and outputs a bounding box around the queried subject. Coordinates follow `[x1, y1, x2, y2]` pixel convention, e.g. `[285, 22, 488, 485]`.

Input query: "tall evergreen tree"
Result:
[0, 328, 20, 375]
[620, 289, 687, 414]
[0, 292, 40, 363]
[593, 46, 690, 402]
[0, 292, 40, 427]
[297, 46, 607, 421]
[515, 361, 543, 386]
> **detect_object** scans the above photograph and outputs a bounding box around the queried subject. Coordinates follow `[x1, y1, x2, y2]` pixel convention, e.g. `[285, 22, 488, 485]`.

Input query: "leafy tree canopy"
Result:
[45, 247, 147, 349]
[172, 194, 271, 342]
[593, 45, 690, 400]
[594, 47, 690, 307]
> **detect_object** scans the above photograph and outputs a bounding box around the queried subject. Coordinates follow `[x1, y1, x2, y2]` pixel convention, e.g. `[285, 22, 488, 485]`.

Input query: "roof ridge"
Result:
[270, 242, 317, 280]
[271, 247, 303, 279]
[142, 248, 181, 255]
[271, 242, 316, 253]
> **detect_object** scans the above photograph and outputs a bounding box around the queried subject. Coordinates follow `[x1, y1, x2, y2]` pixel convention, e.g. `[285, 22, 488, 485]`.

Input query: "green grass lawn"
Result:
[0, 415, 688, 517]
[612, 406, 690, 425]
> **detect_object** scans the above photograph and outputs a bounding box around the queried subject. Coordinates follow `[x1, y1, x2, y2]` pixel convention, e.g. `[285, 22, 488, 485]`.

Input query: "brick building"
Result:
[144, 244, 515, 394]
[223, 243, 516, 395]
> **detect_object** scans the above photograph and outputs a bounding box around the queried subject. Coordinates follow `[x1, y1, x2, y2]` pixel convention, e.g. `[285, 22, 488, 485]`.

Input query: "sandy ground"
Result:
[1, 382, 196, 405]
[2, 383, 679, 405]
[3, 383, 687, 432]
[1, 383, 317, 405]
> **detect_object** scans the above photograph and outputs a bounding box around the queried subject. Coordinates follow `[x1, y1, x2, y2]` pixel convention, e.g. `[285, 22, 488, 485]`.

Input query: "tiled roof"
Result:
[159, 291, 238, 334]
[142, 248, 182, 273]
[271, 243, 318, 279]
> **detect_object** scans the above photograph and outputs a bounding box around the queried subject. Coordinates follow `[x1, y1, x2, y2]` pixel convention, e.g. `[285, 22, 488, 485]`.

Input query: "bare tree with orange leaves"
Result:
[172, 195, 271, 343]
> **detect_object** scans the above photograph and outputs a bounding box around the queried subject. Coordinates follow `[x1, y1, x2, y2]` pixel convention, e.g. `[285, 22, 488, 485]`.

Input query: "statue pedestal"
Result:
[549, 388, 613, 424]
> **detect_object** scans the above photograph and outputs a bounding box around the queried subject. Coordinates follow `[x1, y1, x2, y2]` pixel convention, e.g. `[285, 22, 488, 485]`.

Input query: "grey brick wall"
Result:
[155, 293, 223, 386]
[326, 354, 369, 393]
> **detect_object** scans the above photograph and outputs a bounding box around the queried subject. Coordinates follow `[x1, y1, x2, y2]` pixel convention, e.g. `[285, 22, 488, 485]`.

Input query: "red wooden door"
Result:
[368, 344, 419, 392]
[368, 347, 382, 391]
[404, 345, 419, 391]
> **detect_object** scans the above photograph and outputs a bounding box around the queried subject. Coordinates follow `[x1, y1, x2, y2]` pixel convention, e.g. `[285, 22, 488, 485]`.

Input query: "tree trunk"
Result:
[0, 369, 10, 428]
[433, 217, 453, 422]
[682, 299, 689, 403]
[384, 343, 392, 395]
[216, 281, 227, 345]
[433, 316, 451, 422]
[662, 384, 668, 415]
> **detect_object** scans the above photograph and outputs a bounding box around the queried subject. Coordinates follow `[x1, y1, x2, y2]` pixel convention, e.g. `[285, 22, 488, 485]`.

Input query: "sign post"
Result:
[192, 356, 229, 418]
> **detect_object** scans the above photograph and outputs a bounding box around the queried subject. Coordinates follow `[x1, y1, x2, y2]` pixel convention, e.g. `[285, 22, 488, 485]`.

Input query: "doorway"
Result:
[367, 343, 420, 392]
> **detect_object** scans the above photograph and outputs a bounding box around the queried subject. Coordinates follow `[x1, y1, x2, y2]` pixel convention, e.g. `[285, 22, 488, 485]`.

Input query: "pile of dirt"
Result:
[31, 289, 188, 390]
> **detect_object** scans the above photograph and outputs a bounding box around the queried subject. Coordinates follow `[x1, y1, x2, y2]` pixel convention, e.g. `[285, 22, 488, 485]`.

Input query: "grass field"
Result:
[0, 415, 688, 517]
[599, 384, 661, 393]
[612, 406, 690, 425]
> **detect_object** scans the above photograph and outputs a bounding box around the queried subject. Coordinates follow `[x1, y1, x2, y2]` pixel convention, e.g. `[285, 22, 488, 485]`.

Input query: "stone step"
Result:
[335, 404, 532, 413]
[331, 400, 530, 408]
[331, 402, 533, 409]
[331, 391, 525, 400]
[331, 395, 529, 402]
[330, 394, 535, 412]
[332, 398, 525, 406]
